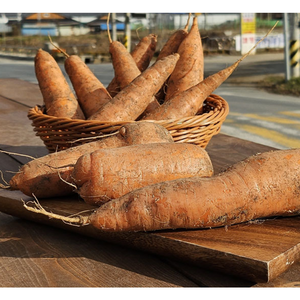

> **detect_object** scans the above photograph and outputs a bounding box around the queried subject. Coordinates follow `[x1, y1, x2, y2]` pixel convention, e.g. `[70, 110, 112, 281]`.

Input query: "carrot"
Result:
[72, 142, 213, 206]
[105, 13, 141, 97]
[34, 49, 85, 119]
[143, 22, 278, 121]
[9, 122, 174, 198]
[155, 13, 191, 102]
[86, 147, 300, 232]
[47, 37, 112, 118]
[156, 13, 190, 61]
[137, 97, 161, 120]
[164, 16, 204, 101]
[107, 33, 157, 97]
[131, 33, 158, 72]
[88, 53, 180, 122]
[64, 54, 112, 118]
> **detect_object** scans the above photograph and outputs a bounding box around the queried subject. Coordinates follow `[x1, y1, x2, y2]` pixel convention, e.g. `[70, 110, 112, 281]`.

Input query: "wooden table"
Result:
[1, 78, 300, 288]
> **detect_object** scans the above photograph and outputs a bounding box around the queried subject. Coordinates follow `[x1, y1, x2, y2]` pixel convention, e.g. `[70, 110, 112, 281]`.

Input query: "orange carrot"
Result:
[72, 142, 213, 206]
[142, 55, 244, 120]
[164, 16, 204, 101]
[105, 13, 141, 97]
[131, 33, 158, 72]
[64, 55, 112, 118]
[143, 22, 278, 121]
[155, 13, 191, 102]
[86, 147, 300, 231]
[88, 53, 180, 122]
[107, 33, 157, 97]
[156, 13, 191, 61]
[9, 122, 174, 198]
[34, 49, 85, 119]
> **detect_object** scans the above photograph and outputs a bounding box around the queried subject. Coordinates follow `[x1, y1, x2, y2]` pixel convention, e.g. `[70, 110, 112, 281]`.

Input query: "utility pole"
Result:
[124, 13, 131, 51]
[283, 13, 291, 81]
[111, 13, 117, 42]
[290, 13, 300, 78]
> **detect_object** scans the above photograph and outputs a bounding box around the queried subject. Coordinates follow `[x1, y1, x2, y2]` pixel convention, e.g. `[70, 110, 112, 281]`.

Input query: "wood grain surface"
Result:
[1, 135, 299, 284]
[1, 78, 300, 287]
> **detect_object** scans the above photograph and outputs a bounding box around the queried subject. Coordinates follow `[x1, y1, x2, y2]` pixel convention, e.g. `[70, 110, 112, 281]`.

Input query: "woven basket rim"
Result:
[28, 94, 229, 127]
[28, 94, 229, 152]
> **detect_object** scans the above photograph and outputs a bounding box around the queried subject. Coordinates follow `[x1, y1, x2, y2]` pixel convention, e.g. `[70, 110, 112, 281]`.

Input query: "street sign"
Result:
[241, 13, 256, 55]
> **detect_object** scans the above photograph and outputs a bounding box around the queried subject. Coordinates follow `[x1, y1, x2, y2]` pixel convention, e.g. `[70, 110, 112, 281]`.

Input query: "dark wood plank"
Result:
[1, 187, 300, 284]
[206, 133, 276, 174]
[0, 211, 198, 287]
[164, 259, 254, 287]
[0, 144, 48, 166]
[253, 260, 300, 287]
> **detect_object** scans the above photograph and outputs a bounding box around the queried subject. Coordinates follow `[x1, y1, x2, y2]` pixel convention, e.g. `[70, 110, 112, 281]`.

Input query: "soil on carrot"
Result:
[260, 75, 300, 97]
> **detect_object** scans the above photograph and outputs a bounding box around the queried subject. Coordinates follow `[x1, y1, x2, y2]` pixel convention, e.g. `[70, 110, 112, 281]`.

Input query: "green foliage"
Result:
[261, 75, 300, 97]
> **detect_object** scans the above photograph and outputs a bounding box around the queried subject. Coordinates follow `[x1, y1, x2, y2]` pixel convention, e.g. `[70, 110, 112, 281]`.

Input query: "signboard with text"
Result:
[241, 13, 256, 54]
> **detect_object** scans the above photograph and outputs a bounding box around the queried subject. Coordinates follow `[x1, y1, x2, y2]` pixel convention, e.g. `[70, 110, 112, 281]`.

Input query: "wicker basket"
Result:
[28, 94, 229, 152]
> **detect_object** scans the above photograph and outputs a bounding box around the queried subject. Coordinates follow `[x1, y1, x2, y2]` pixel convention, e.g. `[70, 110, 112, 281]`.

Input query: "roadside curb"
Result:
[0, 52, 34, 61]
[226, 73, 285, 85]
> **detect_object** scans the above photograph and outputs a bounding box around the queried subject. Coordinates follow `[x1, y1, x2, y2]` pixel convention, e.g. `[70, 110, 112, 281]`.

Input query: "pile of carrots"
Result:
[34, 13, 262, 123]
[8, 15, 296, 234]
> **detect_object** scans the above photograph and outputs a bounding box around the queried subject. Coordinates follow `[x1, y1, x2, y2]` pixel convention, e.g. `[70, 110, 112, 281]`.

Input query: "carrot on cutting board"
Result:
[25, 147, 300, 232]
[88, 53, 180, 122]
[164, 16, 204, 101]
[72, 142, 213, 206]
[143, 22, 278, 121]
[34, 49, 85, 119]
[9, 121, 174, 199]
[85, 147, 300, 231]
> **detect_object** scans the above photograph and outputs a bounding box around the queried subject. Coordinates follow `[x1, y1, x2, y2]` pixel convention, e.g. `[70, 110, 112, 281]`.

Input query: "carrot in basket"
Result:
[34, 49, 85, 119]
[105, 13, 141, 97]
[72, 142, 213, 206]
[107, 33, 157, 97]
[64, 54, 112, 118]
[83, 147, 300, 231]
[155, 13, 191, 102]
[164, 16, 204, 101]
[9, 122, 174, 199]
[47, 37, 112, 118]
[131, 33, 158, 72]
[143, 22, 278, 121]
[156, 13, 191, 61]
[88, 53, 180, 122]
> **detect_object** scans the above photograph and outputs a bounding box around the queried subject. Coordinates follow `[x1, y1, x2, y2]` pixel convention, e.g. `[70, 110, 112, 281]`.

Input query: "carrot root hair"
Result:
[0, 170, 10, 189]
[235, 20, 279, 67]
[107, 13, 112, 43]
[23, 195, 90, 227]
[48, 35, 69, 58]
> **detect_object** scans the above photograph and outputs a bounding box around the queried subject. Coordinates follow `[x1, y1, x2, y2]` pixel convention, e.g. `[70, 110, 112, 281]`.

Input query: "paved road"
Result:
[0, 52, 299, 150]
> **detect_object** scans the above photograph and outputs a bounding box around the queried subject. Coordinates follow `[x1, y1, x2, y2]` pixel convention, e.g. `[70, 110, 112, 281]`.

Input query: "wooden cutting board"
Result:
[1, 188, 300, 283]
[1, 134, 300, 283]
